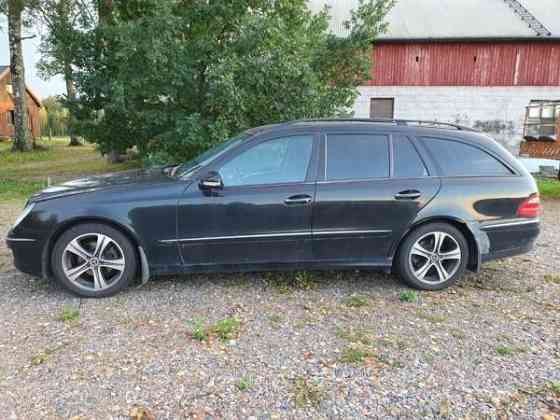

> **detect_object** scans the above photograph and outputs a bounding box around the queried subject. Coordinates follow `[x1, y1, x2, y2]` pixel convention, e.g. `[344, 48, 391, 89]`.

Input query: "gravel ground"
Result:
[0, 200, 559, 419]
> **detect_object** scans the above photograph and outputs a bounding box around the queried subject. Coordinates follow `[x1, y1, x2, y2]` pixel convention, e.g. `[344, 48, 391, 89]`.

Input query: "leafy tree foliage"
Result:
[33, 0, 95, 146]
[40, 95, 69, 137]
[71, 0, 394, 164]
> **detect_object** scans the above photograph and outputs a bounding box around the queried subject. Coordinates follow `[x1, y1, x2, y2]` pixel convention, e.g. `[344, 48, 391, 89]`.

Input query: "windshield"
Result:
[173, 134, 248, 177]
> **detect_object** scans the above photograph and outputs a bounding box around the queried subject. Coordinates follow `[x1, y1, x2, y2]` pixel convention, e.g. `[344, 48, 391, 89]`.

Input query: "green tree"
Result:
[73, 0, 394, 164]
[33, 0, 95, 146]
[40, 95, 69, 138]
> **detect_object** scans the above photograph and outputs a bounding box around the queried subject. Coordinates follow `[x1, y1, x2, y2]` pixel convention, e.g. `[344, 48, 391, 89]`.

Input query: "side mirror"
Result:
[199, 171, 223, 190]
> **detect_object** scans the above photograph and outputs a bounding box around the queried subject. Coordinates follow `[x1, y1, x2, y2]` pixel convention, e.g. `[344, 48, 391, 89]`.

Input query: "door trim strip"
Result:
[160, 229, 392, 244]
[313, 229, 392, 236]
[481, 219, 539, 230]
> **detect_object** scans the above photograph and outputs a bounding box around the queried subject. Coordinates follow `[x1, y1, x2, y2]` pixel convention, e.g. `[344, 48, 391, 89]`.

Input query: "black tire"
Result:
[51, 223, 138, 298]
[396, 223, 469, 291]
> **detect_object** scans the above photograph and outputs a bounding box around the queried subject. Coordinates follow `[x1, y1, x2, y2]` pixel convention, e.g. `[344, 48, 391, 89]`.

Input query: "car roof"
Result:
[246, 118, 476, 134]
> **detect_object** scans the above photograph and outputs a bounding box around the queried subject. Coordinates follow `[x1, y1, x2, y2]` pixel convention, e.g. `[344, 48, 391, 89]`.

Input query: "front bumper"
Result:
[6, 237, 44, 277]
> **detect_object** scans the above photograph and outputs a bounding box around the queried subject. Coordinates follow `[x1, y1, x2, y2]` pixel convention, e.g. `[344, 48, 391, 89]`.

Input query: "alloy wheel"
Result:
[62, 233, 126, 291]
[408, 231, 462, 285]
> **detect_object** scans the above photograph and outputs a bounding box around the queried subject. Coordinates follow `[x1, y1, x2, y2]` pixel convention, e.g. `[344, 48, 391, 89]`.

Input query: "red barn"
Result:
[310, 0, 560, 152]
[0, 65, 42, 139]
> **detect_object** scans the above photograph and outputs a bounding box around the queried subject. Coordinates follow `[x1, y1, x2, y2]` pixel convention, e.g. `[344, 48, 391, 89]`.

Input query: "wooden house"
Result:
[0, 65, 42, 139]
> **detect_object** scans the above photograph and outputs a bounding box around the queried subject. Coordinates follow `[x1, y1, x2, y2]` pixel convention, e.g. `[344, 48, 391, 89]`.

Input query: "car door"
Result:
[312, 131, 440, 263]
[177, 132, 319, 267]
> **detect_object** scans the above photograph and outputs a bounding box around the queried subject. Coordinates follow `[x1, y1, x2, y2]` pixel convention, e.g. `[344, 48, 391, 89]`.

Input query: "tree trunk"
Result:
[107, 150, 121, 164]
[8, 0, 32, 152]
[64, 61, 81, 146]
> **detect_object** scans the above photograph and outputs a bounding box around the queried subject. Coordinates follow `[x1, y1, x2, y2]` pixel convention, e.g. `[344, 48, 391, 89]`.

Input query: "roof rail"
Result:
[292, 118, 477, 131]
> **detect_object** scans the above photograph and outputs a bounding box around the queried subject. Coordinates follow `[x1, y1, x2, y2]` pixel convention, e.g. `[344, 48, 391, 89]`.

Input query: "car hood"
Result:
[29, 167, 179, 202]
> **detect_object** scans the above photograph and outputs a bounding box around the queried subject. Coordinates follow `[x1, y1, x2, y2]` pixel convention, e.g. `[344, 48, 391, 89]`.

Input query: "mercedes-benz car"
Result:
[6, 119, 541, 297]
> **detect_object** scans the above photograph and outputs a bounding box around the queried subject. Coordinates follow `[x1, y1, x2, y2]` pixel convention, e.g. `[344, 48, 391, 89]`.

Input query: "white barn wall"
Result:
[354, 86, 560, 153]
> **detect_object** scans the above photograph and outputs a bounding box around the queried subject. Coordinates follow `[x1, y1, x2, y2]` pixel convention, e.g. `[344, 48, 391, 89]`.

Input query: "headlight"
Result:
[12, 203, 35, 229]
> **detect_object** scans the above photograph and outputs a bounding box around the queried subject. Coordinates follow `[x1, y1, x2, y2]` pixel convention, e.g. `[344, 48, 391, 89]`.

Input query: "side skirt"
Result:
[150, 259, 393, 276]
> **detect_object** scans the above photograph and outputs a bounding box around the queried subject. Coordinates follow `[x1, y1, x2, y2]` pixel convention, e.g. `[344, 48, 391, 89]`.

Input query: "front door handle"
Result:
[395, 190, 421, 200]
[284, 194, 312, 205]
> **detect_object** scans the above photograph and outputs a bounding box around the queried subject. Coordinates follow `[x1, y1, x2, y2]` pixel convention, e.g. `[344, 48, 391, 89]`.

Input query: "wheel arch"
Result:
[391, 216, 480, 272]
[41, 216, 146, 280]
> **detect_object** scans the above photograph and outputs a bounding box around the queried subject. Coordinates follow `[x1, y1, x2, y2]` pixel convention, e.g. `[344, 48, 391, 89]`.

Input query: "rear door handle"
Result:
[395, 190, 421, 200]
[284, 194, 312, 205]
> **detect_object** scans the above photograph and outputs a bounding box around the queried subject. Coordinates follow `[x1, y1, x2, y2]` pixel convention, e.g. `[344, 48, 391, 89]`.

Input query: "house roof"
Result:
[0, 65, 42, 108]
[308, 0, 560, 40]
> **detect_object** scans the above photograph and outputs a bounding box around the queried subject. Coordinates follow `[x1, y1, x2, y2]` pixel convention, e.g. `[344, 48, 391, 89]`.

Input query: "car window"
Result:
[393, 135, 428, 178]
[326, 133, 389, 181]
[219, 135, 313, 186]
[422, 137, 512, 177]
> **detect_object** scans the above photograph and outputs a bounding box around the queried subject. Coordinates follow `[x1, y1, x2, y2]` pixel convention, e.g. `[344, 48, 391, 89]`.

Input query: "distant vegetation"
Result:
[40, 96, 70, 138]
[537, 178, 560, 199]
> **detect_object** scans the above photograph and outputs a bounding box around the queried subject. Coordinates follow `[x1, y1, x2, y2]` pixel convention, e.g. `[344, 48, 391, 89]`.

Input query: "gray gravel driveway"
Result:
[0, 201, 559, 419]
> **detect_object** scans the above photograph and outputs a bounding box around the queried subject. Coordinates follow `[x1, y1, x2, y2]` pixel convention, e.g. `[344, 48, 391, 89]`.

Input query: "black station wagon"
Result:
[7, 119, 541, 297]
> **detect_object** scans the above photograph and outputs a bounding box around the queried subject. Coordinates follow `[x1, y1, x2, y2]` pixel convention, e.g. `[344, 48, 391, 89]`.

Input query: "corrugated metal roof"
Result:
[308, 0, 560, 40]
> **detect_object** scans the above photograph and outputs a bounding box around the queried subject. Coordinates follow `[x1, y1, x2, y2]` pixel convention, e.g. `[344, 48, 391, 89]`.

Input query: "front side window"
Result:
[393, 135, 428, 178]
[326, 133, 389, 181]
[422, 137, 512, 177]
[219, 135, 313, 187]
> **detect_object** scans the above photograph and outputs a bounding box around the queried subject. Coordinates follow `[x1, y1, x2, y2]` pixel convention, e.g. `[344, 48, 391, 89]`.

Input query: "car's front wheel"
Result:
[51, 223, 138, 297]
[396, 223, 469, 290]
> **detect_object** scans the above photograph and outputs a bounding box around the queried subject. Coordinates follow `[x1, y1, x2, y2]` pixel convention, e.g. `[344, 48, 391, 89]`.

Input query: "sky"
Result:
[0, 18, 66, 99]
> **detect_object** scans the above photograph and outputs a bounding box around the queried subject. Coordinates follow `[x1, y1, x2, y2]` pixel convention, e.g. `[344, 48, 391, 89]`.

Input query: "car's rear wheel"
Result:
[51, 223, 137, 297]
[396, 223, 469, 290]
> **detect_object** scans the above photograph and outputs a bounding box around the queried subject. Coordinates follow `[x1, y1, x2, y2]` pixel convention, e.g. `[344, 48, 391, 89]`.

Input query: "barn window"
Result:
[8, 110, 15, 125]
[370, 98, 394, 119]
[415, 56, 419, 62]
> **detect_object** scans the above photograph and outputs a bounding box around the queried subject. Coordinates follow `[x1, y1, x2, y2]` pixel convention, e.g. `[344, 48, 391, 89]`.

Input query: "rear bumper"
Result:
[480, 218, 540, 263]
[5, 237, 44, 277]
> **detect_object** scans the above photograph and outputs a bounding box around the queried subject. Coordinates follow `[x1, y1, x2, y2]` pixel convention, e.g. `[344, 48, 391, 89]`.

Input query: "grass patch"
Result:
[190, 317, 241, 342]
[537, 178, 560, 199]
[496, 345, 514, 356]
[264, 271, 318, 293]
[544, 274, 560, 284]
[210, 317, 241, 341]
[342, 294, 369, 308]
[495, 344, 526, 356]
[268, 313, 285, 327]
[449, 328, 467, 340]
[30, 343, 67, 366]
[416, 310, 448, 323]
[236, 376, 254, 392]
[339, 345, 375, 364]
[399, 290, 418, 303]
[0, 138, 141, 203]
[57, 305, 80, 322]
[336, 327, 371, 346]
[292, 376, 324, 408]
[0, 178, 46, 201]
[191, 319, 209, 342]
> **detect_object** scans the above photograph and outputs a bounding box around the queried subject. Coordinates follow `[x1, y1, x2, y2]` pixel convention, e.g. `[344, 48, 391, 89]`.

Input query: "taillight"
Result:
[516, 194, 541, 218]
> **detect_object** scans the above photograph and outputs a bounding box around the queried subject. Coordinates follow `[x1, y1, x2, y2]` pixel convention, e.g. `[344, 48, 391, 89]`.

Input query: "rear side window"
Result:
[326, 134, 389, 180]
[393, 136, 428, 178]
[422, 137, 512, 177]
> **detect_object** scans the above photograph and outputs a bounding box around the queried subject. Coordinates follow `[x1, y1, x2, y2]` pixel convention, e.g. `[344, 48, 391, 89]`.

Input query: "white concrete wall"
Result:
[354, 86, 560, 153]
